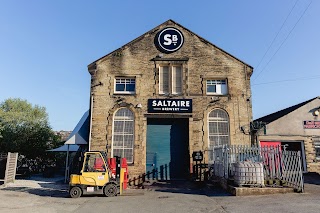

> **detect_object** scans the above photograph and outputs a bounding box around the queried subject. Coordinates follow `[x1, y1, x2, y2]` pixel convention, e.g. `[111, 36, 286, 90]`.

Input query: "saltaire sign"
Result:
[148, 99, 192, 113]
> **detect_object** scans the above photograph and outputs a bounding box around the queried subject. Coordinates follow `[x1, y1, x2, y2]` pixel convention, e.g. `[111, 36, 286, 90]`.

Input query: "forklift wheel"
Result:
[104, 184, 117, 197]
[70, 186, 82, 198]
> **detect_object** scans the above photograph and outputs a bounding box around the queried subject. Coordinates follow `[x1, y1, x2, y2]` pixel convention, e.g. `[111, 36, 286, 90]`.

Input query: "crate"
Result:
[233, 161, 264, 187]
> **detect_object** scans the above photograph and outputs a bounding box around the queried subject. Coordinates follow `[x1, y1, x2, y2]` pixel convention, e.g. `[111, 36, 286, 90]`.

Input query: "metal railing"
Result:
[211, 145, 304, 192]
[128, 164, 170, 187]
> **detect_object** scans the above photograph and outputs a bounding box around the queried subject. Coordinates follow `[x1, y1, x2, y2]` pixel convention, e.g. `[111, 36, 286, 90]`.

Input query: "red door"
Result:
[260, 141, 282, 178]
[260, 141, 281, 147]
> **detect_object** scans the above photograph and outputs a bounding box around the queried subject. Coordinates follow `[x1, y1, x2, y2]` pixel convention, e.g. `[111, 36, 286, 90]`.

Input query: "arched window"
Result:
[208, 109, 230, 161]
[112, 108, 134, 163]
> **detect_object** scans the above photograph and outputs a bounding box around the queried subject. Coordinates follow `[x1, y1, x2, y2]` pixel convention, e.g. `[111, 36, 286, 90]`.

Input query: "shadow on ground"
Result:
[1, 186, 68, 198]
[0, 174, 69, 198]
[144, 180, 231, 197]
[304, 172, 320, 185]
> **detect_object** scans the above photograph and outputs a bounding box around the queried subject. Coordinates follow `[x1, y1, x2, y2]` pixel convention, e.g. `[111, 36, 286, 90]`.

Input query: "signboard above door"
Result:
[148, 99, 192, 113]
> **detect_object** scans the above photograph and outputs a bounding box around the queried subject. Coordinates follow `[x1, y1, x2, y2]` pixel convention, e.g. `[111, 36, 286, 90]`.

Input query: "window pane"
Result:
[123, 149, 133, 163]
[123, 121, 134, 134]
[123, 135, 134, 148]
[113, 135, 123, 147]
[209, 109, 229, 120]
[113, 121, 123, 133]
[172, 66, 182, 94]
[160, 66, 169, 94]
[217, 122, 229, 135]
[209, 122, 218, 134]
[115, 108, 134, 119]
[209, 136, 221, 147]
[221, 83, 228, 95]
[116, 84, 125, 91]
[207, 85, 216, 93]
[126, 84, 135, 92]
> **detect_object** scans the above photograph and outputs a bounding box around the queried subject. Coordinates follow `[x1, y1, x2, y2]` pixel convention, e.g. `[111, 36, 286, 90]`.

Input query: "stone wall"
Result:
[88, 20, 253, 176]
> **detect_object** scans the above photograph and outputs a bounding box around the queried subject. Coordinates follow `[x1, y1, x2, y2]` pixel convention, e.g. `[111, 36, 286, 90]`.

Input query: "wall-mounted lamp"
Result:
[314, 108, 320, 116]
[136, 103, 142, 108]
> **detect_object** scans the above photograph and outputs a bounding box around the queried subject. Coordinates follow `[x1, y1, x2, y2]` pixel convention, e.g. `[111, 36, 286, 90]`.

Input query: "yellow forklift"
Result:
[69, 151, 124, 198]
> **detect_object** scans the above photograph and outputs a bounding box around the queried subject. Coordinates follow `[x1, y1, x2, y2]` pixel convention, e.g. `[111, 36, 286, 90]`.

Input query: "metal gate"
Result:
[281, 150, 304, 192]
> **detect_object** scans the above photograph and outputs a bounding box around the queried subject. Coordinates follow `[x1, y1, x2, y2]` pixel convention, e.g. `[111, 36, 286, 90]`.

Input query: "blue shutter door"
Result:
[146, 125, 171, 178]
[146, 118, 189, 180]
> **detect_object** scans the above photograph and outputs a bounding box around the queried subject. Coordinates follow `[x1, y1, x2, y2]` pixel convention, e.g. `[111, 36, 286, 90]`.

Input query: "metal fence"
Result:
[211, 145, 304, 192]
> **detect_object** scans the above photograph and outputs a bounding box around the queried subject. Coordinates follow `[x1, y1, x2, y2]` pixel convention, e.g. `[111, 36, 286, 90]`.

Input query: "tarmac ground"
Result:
[0, 173, 320, 213]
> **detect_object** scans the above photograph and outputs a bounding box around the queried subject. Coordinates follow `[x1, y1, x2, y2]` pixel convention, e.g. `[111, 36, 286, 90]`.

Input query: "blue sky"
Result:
[0, 0, 318, 131]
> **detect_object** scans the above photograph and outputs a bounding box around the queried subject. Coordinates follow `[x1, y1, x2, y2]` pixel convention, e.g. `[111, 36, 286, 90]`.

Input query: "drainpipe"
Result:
[88, 95, 93, 151]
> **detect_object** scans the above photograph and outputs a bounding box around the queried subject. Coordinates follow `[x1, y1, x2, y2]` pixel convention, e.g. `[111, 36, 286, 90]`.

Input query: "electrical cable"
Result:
[252, 75, 320, 86]
[254, 0, 299, 73]
[253, 0, 313, 82]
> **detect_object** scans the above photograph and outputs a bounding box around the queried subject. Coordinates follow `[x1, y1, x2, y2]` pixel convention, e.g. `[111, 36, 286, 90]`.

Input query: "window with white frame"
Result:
[206, 80, 228, 95]
[208, 109, 230, 162]
[159, 65, 182, 95]
[112, 108, 134, 163]
[114, 78, 135, 94]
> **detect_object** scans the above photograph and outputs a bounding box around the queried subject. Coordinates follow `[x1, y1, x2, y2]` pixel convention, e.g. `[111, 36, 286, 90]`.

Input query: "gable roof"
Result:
[254, 97, 319, 124]
[88, 19, 252, 70]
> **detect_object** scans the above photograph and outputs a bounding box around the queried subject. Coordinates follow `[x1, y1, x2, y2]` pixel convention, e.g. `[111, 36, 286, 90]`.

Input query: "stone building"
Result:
[87, 20, 253, 178]
[253, 96, 320, 173]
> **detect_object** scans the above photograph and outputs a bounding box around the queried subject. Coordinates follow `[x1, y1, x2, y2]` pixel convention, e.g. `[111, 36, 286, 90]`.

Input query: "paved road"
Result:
[1, 175, 320, 213]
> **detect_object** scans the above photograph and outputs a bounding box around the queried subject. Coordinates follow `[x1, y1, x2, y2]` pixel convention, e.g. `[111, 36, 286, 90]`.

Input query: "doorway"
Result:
[281, 141, 307, 172]
[146, 118, 189, 180]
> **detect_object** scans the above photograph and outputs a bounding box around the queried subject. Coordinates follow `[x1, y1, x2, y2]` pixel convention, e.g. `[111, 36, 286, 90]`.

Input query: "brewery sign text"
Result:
[148, 99, 192, 113]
